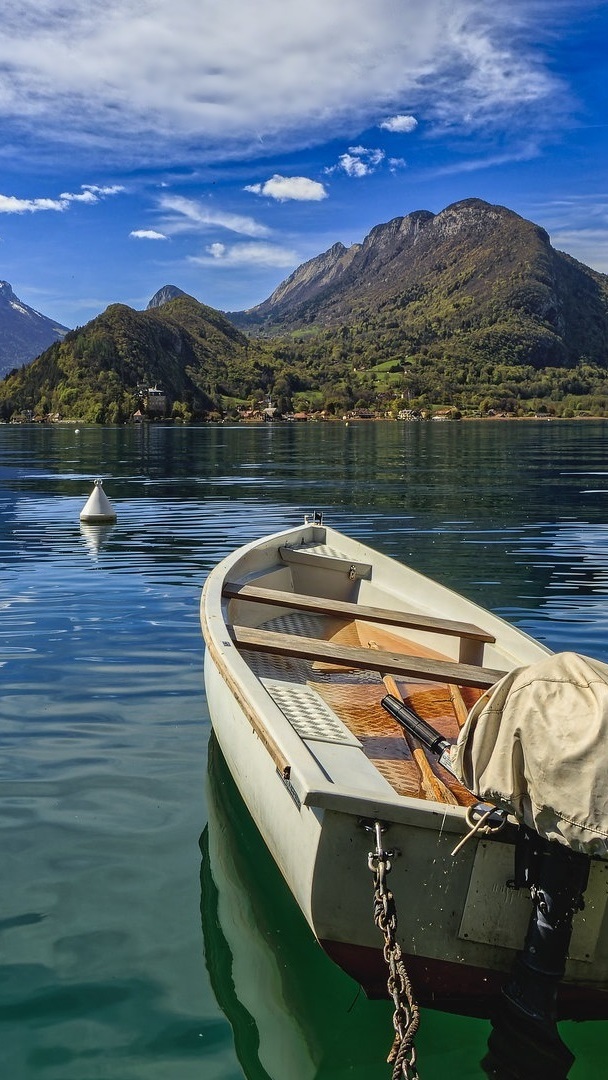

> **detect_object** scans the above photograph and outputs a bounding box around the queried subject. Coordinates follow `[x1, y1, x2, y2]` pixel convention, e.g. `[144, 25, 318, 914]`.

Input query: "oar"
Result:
[369, 641, 458, 804]
[448, 683, 469, 728]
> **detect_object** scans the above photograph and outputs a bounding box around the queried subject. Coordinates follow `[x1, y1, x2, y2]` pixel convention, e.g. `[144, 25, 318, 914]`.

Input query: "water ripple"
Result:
[2, 422, 608, 1078]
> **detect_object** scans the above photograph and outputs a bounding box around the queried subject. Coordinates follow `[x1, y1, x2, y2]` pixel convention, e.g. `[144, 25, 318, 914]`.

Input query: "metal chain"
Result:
[368, 821, 421, 1080]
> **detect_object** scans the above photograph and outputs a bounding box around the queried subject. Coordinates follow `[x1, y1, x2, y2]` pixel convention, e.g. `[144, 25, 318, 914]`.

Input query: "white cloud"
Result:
[159, 194, 270, 237]
[130, 229, 168, 240]
[549, 228, 608, 274]
[60, 189, 98, 204]
[83, 184, 125, 196]
[380, 114, 418, 133]
[0, 194, 67, 213]
[0, 184, 124, 214]
[338, 154, 371, 178]
[244, 174, 327, 202]
[528, 196, 608, 275]
[428, 141, 540, 176]
[193, 241, 297, 267]
[0, 2, 564, 161]
[348, 145, 378, 160]
[328, 146, 386, 178]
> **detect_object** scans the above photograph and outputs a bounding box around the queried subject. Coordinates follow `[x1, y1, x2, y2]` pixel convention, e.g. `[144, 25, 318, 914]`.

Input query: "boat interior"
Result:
[221, 534, 507, 807]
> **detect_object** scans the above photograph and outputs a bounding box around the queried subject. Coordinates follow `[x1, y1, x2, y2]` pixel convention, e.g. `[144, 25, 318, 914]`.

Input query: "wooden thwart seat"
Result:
[230, 624, 505, 690]
[223, 581, 496, 645]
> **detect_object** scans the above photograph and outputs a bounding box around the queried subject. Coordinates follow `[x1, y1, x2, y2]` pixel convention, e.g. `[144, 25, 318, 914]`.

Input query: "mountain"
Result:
[4, 199, 608, 424]
[226, 241, 362, 328]
[0, 292, 253, 423]
[0, 281, 69, 377]
[146, 284, 189, 309]
[230, 198, 608, 369]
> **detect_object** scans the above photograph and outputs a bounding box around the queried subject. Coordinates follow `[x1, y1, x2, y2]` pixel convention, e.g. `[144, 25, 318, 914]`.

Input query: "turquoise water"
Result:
[1, 420, 608, 1078]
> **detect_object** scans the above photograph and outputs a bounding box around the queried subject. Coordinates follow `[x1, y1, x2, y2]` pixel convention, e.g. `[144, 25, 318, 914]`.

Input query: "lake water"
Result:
[1, 419, 608, 1079]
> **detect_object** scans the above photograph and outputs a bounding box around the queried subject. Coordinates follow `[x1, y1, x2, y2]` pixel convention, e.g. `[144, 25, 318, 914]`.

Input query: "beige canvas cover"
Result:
[450, 651, 608, 857]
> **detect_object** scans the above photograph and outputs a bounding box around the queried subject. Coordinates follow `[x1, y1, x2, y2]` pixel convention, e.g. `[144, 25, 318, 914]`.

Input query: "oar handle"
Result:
[368, 640, 458, 802]
[382, 694, 450, 757]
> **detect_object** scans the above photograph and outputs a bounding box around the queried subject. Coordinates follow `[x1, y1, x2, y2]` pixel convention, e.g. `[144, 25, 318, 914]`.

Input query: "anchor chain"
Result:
[367, 821, 420, 1080]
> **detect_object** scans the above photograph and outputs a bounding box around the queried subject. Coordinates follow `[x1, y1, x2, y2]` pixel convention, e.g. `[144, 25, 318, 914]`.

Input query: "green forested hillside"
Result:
[4, 199, 608, 422]
[238, 199, 608, 370]
[0, 297, 259, 422]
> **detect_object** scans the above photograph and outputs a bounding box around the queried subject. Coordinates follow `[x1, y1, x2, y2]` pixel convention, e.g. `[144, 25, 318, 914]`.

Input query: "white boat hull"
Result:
[201, 521, 608, 1017]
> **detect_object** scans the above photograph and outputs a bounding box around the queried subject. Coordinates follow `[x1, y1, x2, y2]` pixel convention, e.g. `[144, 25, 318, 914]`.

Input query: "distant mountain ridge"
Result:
[4, 197, 608, 422]
[0, 281, 69, 377]
[0, 292, 251, 423]
[228, 198, 608, 369]
[233, 210, 436, 323]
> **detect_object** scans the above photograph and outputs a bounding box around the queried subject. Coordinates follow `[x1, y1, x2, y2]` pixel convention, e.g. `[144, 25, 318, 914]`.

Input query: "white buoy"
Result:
[80, 479, 117, 523]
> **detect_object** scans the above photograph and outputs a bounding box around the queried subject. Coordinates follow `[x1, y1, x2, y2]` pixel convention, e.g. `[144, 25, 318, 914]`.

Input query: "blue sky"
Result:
[1, 0, 608, 329]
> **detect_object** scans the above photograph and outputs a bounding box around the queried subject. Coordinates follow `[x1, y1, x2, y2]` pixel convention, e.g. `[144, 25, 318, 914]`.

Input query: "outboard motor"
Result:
[382, 649, 608, 1077]
[485, 825, 589, 1078]
[505, 824, 590, 1023]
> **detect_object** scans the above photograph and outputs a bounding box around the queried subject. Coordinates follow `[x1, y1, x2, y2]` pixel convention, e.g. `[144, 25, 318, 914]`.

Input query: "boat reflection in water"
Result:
[201, 736, 390, 1079]
[201, 734, 537, 1079]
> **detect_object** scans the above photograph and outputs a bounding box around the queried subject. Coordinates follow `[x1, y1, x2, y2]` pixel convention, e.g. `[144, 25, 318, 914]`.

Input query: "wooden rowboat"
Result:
[200, 516, 608, 1021]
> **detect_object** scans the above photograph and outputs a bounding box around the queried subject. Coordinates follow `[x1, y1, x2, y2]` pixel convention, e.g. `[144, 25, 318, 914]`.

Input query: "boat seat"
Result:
[223, 582, 496, 644]
[278, 543, 372, 580]
[230, 624, 506, 690]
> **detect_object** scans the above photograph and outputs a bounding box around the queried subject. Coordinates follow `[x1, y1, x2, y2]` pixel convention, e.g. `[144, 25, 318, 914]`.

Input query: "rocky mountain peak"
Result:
[147, 285, 189, 309]
[245, 239, 360, 318]
[0, 280, 18, 301]
[0, 281, 68, 377]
